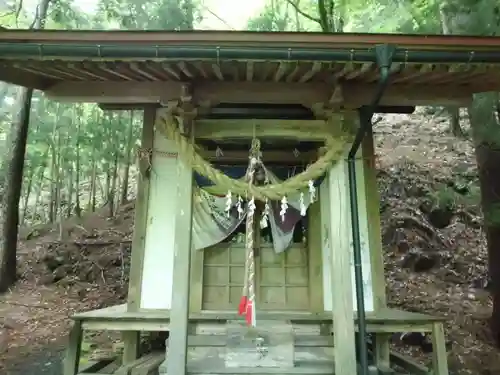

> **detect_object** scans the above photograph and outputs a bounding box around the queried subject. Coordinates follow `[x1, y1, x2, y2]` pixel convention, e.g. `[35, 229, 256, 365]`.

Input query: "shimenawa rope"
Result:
[155, 110, 354, 201]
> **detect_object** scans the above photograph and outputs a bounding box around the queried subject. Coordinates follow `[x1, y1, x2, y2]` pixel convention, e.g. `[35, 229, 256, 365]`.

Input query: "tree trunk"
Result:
[104, 163, 111, 206]
[469, 92, 500, 346]
[49, 143, 56, 222]
[0, 89, 33, 292]
[120, 110, 135, 204]
[91, 160, 97, 212]
[448, 109, 465, 137]
[56, 156, 64, 240]
[182, 0, 194, 30]
[74, 114, 82, 217]
[20, 165, 35, 225]
[439, 2, 466, 137]
[31, 163, 46, 223]
[0, 0, 51, 293]
[477, 143, 500, 345]
[293, 2, 301, 31]
[66, 165, 74, 218]
[108, 151, 119, 217]
[32, 185, 42, 222]
[88, 154, 96, 212]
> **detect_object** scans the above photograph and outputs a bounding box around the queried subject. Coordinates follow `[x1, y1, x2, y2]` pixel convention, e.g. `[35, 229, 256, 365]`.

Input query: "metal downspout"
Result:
[347, 44, 395, 375]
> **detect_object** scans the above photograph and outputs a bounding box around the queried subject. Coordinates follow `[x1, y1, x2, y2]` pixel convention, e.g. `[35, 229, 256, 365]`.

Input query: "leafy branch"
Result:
[285, 0, 321, 24]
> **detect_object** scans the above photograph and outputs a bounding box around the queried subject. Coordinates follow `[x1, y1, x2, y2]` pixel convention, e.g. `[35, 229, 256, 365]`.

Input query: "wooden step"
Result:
[187, 360, 334, 374]
[78, 358, 120, 375]
[130, 352, 165, 375]
[115, 352, 165, 375]
[187, 335, 333, 347]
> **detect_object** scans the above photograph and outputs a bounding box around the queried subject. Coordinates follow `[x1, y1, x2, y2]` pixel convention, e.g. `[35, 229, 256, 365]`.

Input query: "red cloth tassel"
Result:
[245, 300, 254, 326]
[238, 296, 248, 316]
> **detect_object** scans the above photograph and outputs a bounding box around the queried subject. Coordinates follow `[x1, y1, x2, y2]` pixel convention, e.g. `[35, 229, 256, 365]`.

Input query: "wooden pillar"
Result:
[326, 160, 357, 375]
[127, 106, 155, 311]
[307, 200, 324, 313]
[362, 128, 386, 310]
[163, 118, 195, 375]
[431, 322, 449, 375]
[362, 128, 391, 370]
[63, 321, 83, 375]
[122, 331, 140, 365]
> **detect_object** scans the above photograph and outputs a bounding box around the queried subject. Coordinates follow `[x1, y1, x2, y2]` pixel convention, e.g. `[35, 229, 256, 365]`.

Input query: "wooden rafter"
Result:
[0, 58, 494, 106]
[44, 80, 473, 108]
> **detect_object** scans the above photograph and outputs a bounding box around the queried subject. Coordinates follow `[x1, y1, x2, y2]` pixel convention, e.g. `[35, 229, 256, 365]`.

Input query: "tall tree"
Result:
[247, 0, 292, 31]
[99, 0, 201, 30]
[439, 2, 465, 137]
[438, 0, 500, 346]
[285, 0, 345, 32]
[0, 0, 51, 293]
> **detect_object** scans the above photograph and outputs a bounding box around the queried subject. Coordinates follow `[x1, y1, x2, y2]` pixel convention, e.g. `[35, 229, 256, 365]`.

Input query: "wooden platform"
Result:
[73, 304, 169, 331]
[66, 305, 449, 375]
[73, 304, 445, 332]
[80, 357, 411, 375]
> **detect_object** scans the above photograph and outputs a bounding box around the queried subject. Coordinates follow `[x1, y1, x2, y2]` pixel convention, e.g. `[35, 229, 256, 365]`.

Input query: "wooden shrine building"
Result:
[1, 30, 500, 375]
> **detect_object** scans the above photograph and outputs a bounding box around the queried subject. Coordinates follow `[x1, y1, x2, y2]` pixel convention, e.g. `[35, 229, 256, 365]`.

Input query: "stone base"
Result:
[225, 320, 294, 368]
[159, 320, 295, 374]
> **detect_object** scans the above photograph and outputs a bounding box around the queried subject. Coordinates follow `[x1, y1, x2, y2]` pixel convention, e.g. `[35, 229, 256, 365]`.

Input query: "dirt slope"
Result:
[1, 108, 498, 375]
[0, 203, 135, 372]
[375, 109, 497, 374]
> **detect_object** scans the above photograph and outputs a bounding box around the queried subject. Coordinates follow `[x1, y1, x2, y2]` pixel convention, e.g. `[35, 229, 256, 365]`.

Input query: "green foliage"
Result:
[462, 183, 483, 208]
[246, 0, 500, 35]
[4, 93, 143, 223]
[0, 0, 210, 226]
[97, 0, 203, 30]
[49, 0, 91, 28]
[429, 185, 458, 211]
[484, 202, 500, 226]
[247, 1, 293, 31]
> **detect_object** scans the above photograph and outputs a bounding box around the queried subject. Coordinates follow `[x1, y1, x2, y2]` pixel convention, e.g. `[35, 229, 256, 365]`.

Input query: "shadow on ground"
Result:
[4, 347, 63, 375]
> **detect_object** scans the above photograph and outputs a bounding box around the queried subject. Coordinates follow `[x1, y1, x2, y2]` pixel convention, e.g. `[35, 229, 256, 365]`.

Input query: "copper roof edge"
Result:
[0, 29, 499, 49]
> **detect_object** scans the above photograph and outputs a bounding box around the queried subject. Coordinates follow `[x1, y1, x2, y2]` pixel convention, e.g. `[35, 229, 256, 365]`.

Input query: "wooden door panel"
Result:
[201, 244, 311, 311]
[258, 246, 310, 311]
[202, 245, 246, 310]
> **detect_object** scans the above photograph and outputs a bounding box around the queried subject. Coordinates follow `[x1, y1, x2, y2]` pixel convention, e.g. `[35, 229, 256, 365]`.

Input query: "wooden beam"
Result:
[307, 201, 324, 313]
[127, 107, 155, 311]
[431, 322, 449, 375]
[200, 149, 318, 164]
[99, 103, 161, 111]
[343, 84, 472, 107]
[325, 159, 358, 375]
[47, 81, 326, 106]
[99, 103, 417, 113]
[162, 119, 195, 375]
[362, 129, 391, 371]
[63, 321, 83, 375]
[45, 81, 473, 107]
[0, 66, 50, 90]
[362, 129, 386, 310]
[194, 119, 336, 141]
[122, 331, 140, 365]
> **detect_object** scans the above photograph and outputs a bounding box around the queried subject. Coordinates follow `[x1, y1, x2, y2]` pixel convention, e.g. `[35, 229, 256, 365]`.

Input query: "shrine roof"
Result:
[1, 29, 500, 104]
